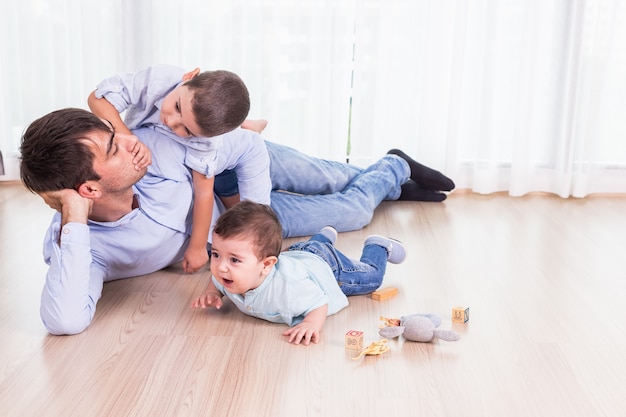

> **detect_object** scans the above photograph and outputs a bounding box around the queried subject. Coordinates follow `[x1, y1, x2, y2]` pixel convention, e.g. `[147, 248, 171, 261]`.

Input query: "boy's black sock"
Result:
[387, 148, 455, 191]
[397, 180, 447, 202]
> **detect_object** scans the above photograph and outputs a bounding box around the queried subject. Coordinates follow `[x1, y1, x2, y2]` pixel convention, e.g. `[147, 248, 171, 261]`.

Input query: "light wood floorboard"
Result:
[1, 182, 625, 416]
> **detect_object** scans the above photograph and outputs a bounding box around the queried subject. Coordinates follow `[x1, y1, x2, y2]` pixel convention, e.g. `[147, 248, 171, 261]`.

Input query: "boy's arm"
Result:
[88, 91, 151, 170]
[218, 194, 241, 209]
[182, 171, 214, 273]
[282, 304, 328, 345]
[88, 90, 133, 135]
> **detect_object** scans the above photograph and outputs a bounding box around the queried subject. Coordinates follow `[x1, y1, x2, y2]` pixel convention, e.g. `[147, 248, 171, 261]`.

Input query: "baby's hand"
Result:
[191, 291, 223, 309]
[283, 322, 320, 345]
[130, 138, 152, 170]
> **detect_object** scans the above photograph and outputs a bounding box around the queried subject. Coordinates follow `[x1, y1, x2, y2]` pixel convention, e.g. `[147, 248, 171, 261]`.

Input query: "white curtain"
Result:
[349, 0, 626, 197]
[2, 0, 625, 198]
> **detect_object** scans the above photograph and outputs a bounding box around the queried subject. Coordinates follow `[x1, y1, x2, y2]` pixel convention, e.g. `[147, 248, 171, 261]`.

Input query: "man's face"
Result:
[82, 127, 147, 193]
[160, 84, 203, 138]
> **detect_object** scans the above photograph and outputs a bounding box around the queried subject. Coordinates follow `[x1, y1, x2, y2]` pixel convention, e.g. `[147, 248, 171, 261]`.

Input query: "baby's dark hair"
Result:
[213, 200, 283, 260]
[184, 70, 250, 138]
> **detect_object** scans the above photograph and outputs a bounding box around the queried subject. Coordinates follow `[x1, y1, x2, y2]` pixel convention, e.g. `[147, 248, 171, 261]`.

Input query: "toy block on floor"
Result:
[345, 330, 364, 350]
[371, 287, 398, 301]
[452, 306, 469, 323]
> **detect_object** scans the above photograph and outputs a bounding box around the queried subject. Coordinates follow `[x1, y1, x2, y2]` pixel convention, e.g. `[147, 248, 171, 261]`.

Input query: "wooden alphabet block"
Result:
[371, 287, 398, 301]
[345, 330, 364, 350]
[452, 306, 470, 323]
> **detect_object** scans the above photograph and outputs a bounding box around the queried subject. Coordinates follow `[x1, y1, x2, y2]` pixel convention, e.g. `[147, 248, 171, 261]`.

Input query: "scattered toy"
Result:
[345, 330, 364, 350]
[452, 306, 470, 323]
[379, 314, 460, 343]
[352, 339, 390, 360]
[371, 287, 398, 301]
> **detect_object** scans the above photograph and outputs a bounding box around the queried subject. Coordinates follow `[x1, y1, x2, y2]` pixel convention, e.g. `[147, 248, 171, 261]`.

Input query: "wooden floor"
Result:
[1, 181, 625, 417]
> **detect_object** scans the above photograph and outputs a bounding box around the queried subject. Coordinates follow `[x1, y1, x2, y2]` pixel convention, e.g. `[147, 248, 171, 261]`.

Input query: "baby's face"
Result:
[160, 85, 202, 138]
[209, 234, 267, 294]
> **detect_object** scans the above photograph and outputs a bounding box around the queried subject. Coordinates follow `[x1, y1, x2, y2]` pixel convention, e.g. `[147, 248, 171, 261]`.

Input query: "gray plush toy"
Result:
[379, 314, 460, 343]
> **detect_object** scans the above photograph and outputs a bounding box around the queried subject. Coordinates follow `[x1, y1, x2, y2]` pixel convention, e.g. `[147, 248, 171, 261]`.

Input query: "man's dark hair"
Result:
[20, 108, 106, 192]
[185, 70, 250, 138]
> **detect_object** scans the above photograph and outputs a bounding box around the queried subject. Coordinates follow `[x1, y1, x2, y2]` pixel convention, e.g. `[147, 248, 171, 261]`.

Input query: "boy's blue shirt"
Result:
[95, 64, 271, 204]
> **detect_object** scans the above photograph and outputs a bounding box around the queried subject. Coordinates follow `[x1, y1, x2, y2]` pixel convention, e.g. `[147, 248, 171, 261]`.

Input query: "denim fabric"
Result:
[213, 141, 410, 238]
[271, 153, 409, 237]
[214, 141, 362, 196]
[288, 232, 389, 296]
[266, 141, 362, 194]
[214, 169, 239, 197]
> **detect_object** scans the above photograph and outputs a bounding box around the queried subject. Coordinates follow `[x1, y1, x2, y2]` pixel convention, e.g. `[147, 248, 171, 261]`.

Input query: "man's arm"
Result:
[182, 172, 213, 273]
[38, 190, 102, 335]
[40, 220, 104, 335]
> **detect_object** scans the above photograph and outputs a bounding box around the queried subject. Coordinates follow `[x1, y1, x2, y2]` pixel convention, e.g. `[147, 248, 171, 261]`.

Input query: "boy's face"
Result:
[209, 233, 275, 294]
[160, 85, 203, 138]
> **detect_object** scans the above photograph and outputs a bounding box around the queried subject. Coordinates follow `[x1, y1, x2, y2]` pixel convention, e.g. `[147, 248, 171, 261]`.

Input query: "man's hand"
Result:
[39, 189, 92, 225]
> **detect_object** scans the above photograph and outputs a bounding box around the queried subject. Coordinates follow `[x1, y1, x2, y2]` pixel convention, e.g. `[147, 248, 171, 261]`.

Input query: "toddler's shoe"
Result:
[364, 235, 406, 264]
[318, 226, 338, 244]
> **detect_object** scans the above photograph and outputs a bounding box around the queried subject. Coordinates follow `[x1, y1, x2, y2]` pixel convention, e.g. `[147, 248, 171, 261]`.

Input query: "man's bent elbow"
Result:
[41, 313, 92, 336]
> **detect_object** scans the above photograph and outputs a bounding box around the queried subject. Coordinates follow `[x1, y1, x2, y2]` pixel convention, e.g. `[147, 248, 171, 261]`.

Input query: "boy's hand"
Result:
[129, 137, 152, 170]
[182, 246, 209, 273]
[283, 322, 321, 346]
[191, 291, 223, 309]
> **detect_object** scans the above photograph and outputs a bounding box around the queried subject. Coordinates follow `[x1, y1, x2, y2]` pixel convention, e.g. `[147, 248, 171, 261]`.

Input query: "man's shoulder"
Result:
[133, 127, 190, 181]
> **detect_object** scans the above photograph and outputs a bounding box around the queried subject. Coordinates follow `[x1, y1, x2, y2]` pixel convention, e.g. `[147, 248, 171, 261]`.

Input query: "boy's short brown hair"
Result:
[185, 70, 250, 138]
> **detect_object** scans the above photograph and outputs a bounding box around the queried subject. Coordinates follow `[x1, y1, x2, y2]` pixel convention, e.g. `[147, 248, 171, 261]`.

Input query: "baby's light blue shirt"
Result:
[213, 251, 349, 326]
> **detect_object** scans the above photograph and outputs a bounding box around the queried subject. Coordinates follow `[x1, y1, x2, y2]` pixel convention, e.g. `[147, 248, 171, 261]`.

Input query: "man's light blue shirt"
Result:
[40, 127, 224, 335]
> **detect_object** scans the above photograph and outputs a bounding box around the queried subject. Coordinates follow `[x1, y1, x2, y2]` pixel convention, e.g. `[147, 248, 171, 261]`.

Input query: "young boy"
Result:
[191, 200, 406, 346]
[88, 64, 269, 274]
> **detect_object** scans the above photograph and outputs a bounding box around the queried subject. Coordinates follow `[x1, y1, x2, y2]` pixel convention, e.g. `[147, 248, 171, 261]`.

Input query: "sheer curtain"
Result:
[349, 0, 626, 197]
[0, 0, 127, 180]
[122, 0, 355, 160]
[2, 0, 625, 198]
[0, 0, 354, 180]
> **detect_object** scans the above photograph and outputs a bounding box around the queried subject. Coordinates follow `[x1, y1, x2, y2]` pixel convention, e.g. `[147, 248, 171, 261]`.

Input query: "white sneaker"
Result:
[318, 226, 338, 244]
[364, 235, 406, 264]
